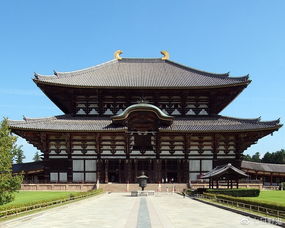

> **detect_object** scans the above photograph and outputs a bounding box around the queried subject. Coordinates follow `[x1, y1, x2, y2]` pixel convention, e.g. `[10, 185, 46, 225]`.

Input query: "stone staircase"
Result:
[99, 183, 188, 192]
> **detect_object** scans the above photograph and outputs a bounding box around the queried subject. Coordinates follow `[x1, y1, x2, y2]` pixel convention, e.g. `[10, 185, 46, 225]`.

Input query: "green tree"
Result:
[262, 149, 285, 164]
[251, 152, 261, 162]
[33, 151, 41, 161]
[262, 152, 274, 163]
[0, 118, 23, 205]
[12, 145, 25, 164]
[243, 154, 252, 161]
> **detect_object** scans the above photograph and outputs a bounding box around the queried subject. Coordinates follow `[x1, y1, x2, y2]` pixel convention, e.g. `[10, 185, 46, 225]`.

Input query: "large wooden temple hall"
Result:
[9, 51, 282, 184]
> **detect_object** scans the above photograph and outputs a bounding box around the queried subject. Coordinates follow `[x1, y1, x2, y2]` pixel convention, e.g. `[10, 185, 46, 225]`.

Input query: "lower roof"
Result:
[8, 114, 281, 133]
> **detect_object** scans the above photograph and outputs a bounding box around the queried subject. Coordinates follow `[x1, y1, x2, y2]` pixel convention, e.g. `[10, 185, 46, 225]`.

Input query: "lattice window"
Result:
[50, 172, 67, 182]
[72, 159, 97, 183]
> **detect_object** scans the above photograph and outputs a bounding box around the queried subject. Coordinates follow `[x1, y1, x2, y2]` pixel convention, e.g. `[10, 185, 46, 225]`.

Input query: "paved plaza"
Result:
[0, 193, 278, 228]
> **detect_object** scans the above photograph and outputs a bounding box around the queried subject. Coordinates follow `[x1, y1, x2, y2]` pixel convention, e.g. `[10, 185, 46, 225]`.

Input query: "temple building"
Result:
[9, 51, 282, 184]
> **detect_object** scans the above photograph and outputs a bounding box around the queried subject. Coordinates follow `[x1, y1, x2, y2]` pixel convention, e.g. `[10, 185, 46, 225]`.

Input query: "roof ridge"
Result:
[35, 59, 118, 79]
[242, 160, 285, 166]
[165, 59, 249, 81]
[220, 115, 262, 123]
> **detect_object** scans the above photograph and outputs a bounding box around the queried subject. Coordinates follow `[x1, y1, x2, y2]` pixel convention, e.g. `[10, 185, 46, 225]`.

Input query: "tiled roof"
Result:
[34, 58, 250, 88]
[241, 161, 285, 173]
[8, 115, 281, 132]
[202, 163, 248, 179]
[12, 161, 44, 173]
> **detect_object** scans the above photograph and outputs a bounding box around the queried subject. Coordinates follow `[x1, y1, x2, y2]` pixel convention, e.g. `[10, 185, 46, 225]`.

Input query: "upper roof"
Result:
[8, 115, 281, 132]
[34, 58, 250, 89]
[241, 160, 285, 173]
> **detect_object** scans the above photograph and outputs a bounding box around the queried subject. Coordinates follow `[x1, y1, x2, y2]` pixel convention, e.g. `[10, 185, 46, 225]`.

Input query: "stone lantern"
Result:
[137, 172, 148, 191]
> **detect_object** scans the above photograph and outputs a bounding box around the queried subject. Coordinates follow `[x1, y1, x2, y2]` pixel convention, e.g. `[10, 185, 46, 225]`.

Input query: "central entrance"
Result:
[102, 158, 187, 183]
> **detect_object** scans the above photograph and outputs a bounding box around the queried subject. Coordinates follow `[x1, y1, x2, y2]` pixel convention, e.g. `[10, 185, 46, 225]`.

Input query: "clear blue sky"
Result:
[0, 0, 284, 162]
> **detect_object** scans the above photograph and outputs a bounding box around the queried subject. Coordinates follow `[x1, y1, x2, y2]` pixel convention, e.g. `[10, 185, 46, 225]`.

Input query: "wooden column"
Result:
[158, 159, 162, 183]
[270, 173, 273, 186]
[164, 160, 167, 182]
[177, 159, 181, 183]
[104, 160, 109, 183]
[148, 159, 152, 182]
[65, 133, 72, 183]
[40, 132, 48, 183]
[134, 159, 137, 182]
[96, 159, 101, 183]
[124, 159, 129, 183]
[118, 159, 122, 183]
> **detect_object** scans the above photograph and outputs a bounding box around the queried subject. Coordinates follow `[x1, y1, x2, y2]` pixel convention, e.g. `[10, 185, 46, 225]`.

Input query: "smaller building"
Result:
[12, 161, 44, 183]
[241, 161, 285, 186]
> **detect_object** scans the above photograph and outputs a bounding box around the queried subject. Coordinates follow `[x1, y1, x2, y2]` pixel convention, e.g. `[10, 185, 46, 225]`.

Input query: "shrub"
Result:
[206, 188, 260, 197]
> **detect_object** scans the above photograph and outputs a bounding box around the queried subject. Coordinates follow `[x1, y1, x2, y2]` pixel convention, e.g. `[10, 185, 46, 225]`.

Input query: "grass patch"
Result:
[0, 190, 103, 222]
[242, 191, 285, 206]
[0, 191, 75, 209]
[197, 197, 285, 223]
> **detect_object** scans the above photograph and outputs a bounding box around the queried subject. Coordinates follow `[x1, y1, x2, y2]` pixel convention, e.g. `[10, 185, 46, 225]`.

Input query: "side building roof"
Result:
[8, 115, 281, 133]
[34, 58, 250, 89]
[12, 161, 44, 174]
[241, 160, 285, 173]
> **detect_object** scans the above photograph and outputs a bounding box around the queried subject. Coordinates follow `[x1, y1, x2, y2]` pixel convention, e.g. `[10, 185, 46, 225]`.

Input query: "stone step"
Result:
[99, 183, 188, 192]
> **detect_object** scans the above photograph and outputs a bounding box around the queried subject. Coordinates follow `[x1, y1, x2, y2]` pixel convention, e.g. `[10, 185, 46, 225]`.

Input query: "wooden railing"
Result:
[196, 194, 285, 219]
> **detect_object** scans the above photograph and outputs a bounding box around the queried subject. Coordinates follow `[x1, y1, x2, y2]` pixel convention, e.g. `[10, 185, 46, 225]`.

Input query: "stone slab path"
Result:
[0, 193, 279, 228]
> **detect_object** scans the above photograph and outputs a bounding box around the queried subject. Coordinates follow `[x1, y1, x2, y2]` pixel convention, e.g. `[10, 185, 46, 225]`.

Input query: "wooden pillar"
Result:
[134, 159, 137, 182]
[185, 159, 189, 183]
[236, 178, 239, 189]
[124, 159, 129, 183]
[148, 159, 152, 182]
[164, 160, 168, 182]
[227, 179, 230, 189]
[118, 159, 122, 183]
[65, 133, 72, 183]
[96, 159, 101, 183]
[158, 159, 162, 183]
[40, 132, 49, 183]
[104, 160, 109, 183]
[177, 159, 181, 183]
[216, 180, 219, 189]
[230, 179, 233, 189]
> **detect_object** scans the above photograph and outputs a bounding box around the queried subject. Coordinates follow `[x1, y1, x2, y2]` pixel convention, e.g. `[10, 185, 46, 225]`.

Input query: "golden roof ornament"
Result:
[160, 50, 170, 60]
[114, 50, 123, 60]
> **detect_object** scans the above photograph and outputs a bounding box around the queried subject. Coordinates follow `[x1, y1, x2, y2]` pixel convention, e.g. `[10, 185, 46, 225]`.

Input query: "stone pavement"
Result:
[0, 193, 279, 228]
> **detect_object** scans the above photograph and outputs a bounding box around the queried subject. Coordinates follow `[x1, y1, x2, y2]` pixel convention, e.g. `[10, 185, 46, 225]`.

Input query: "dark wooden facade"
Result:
[9, 55, 282, 184]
